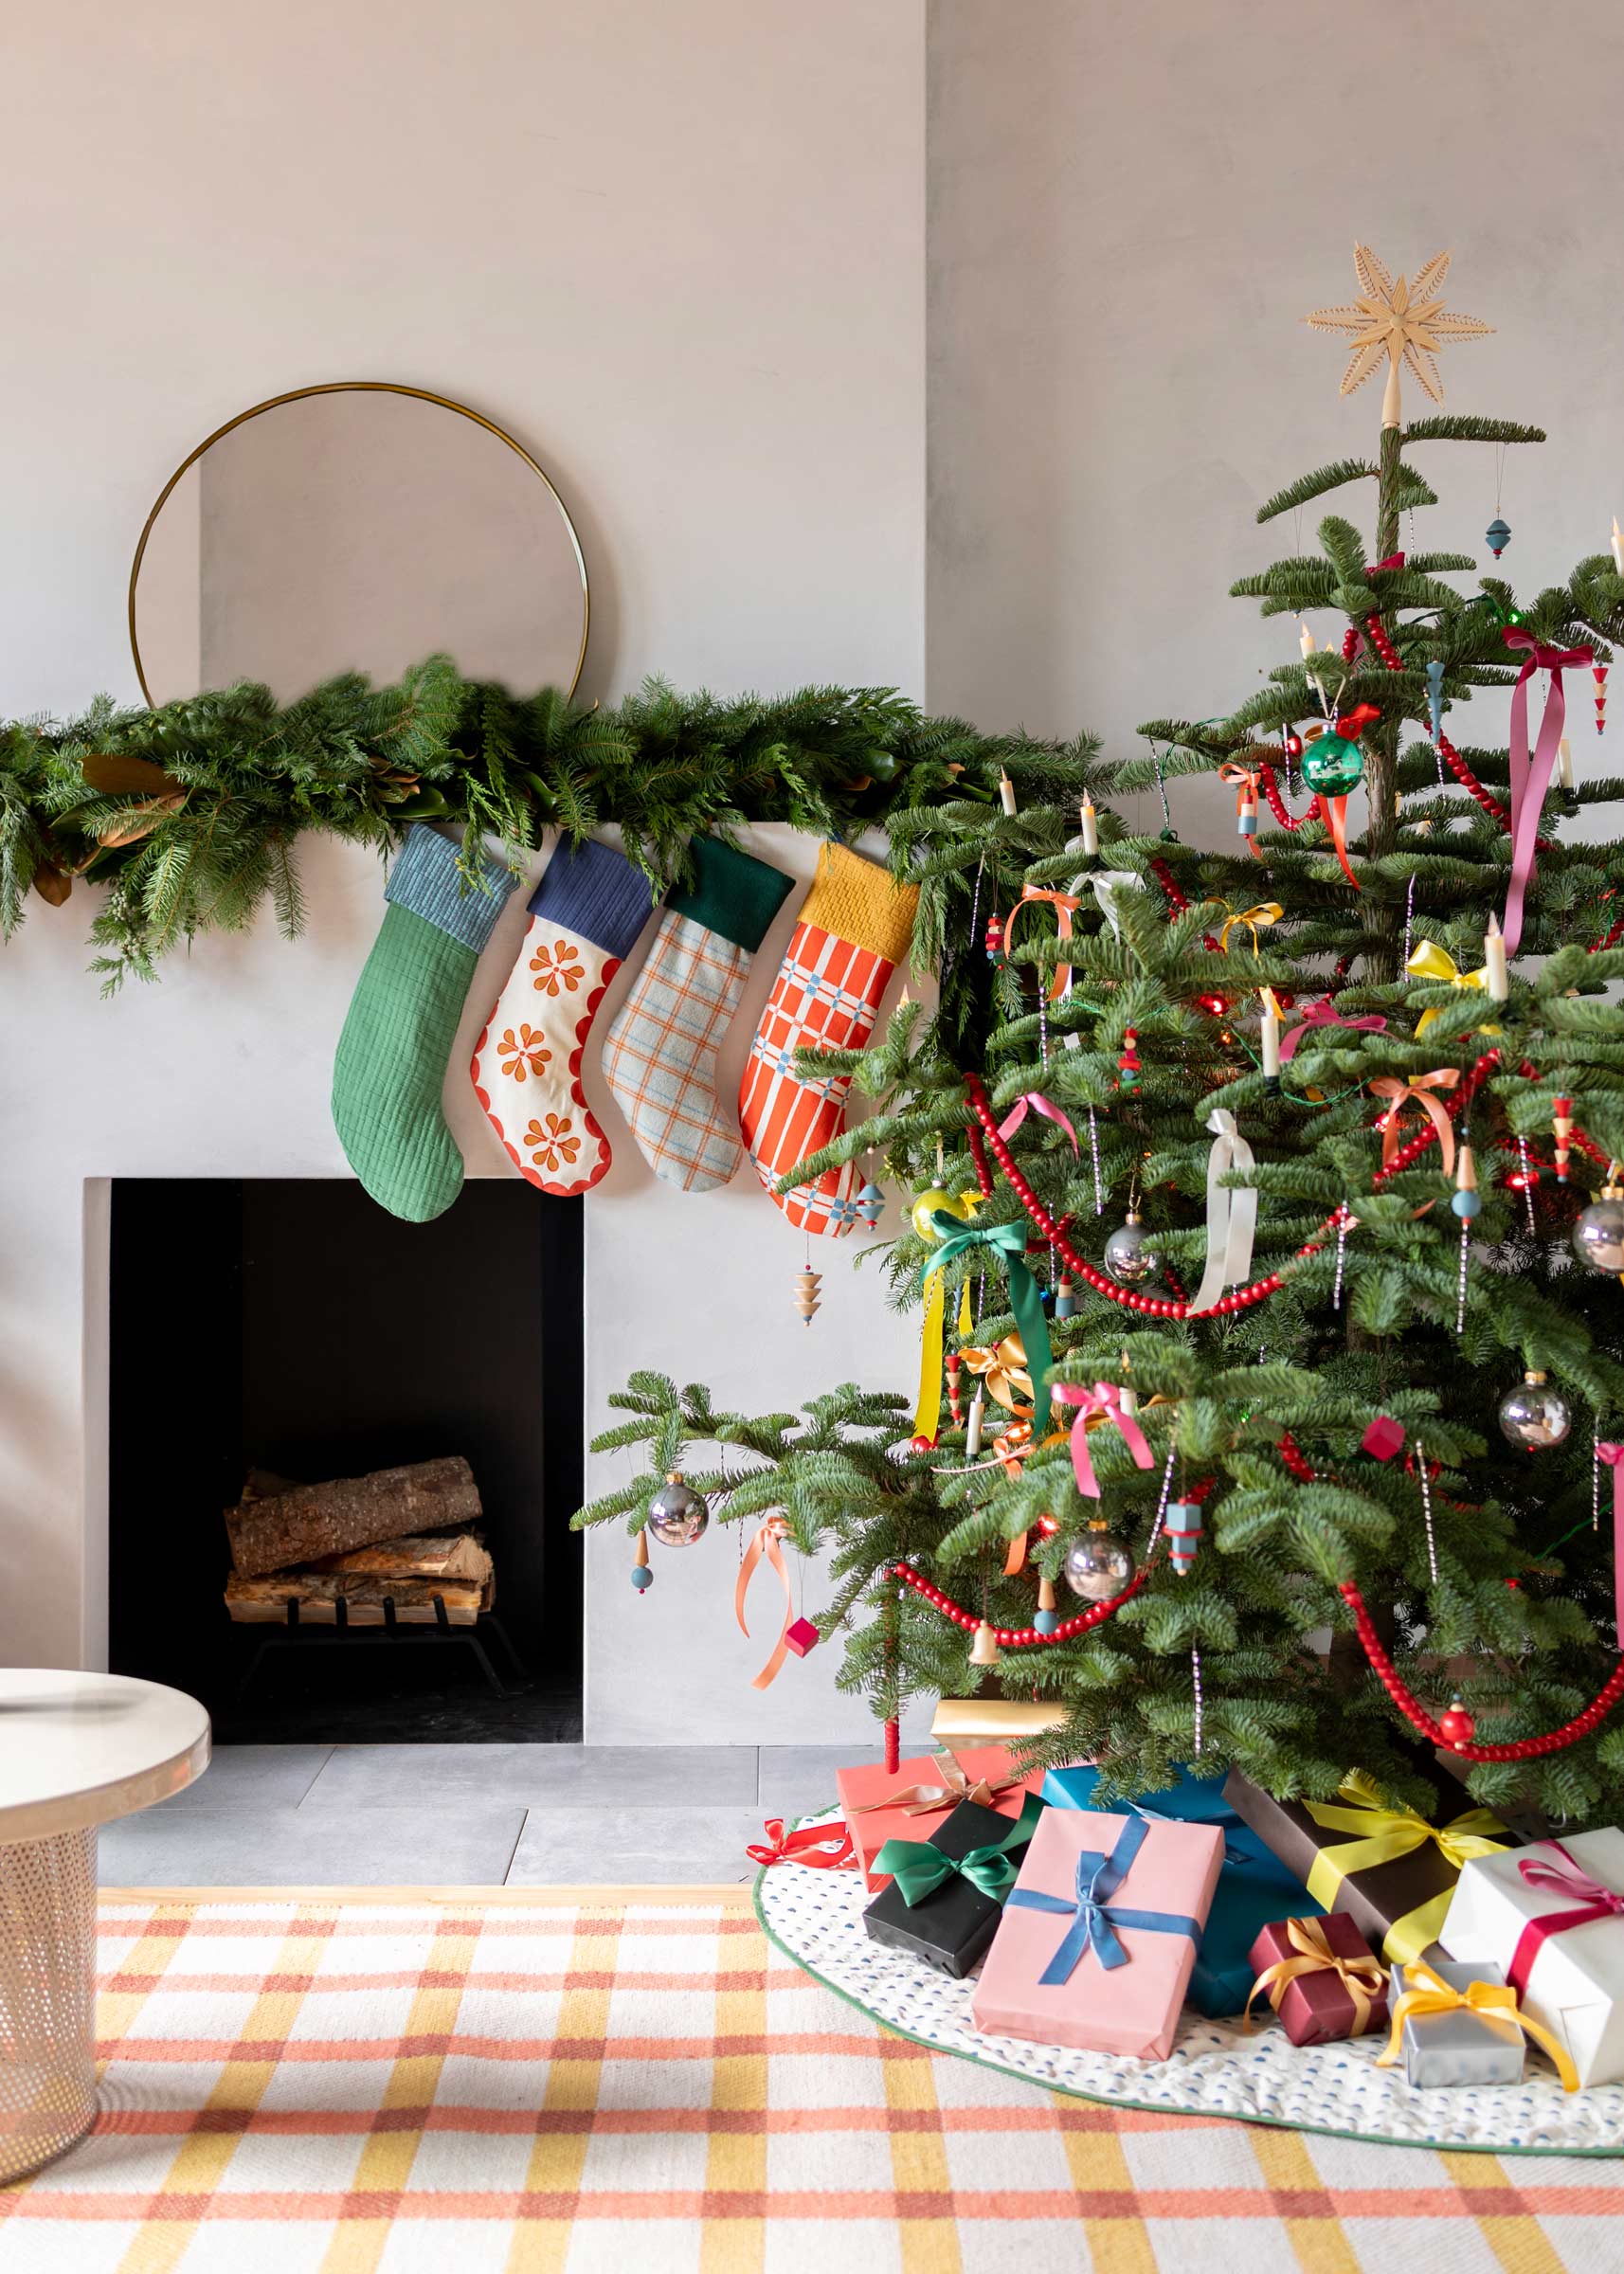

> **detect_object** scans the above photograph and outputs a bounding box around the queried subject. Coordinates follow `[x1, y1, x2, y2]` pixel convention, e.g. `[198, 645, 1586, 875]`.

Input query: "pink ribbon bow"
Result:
[1596, 1441, 1624, 1650]
[1507, 1839, 1624, 1998]
[1501, 629, 1593, 958]
[1277, 999, 1388, 1063]
[1050, 1381, 1154, 1499]
[998, 1093, 1079, 1153]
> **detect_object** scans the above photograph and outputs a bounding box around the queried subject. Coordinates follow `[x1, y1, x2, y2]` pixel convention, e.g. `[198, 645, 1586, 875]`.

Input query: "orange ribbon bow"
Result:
[1368, 1068, 1459, 1213]
[847, 1748, 1023, 1820]
[735, 1518, 797, 1690]
[1002, 889, 1082, 1002]
[1218, 764, 1263, 858]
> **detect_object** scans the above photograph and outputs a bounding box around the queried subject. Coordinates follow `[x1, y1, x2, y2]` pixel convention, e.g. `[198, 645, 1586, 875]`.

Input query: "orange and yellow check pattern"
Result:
[0, 1891, 1616, 2272]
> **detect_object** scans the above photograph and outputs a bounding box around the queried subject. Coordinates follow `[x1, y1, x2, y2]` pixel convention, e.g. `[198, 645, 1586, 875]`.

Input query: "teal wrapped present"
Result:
[1041, 1763, 1322, 2017]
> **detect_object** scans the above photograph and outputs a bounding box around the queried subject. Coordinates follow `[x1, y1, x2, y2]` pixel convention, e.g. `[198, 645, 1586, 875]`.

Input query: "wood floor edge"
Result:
[99, 1883, 757, 1904]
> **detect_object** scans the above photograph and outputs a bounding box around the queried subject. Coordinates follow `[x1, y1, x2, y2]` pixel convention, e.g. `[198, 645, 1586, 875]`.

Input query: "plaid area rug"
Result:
[0, 1890, 1617, 2273]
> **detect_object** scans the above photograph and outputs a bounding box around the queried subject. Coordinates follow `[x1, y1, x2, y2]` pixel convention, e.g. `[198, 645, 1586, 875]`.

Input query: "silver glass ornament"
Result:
[1104, 1212, 1160, 1287]
[1063, 1521, 1137, 1602]
[1497, 1371, 1571, 1452]
[1573, 1186, 1624, 1274]
[646, 1471, 710, 1545]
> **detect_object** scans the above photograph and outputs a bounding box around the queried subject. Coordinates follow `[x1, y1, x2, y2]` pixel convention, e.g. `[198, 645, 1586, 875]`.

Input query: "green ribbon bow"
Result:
[872, 1791, 1045, 1908]
[917, 1216, 1055, 1419]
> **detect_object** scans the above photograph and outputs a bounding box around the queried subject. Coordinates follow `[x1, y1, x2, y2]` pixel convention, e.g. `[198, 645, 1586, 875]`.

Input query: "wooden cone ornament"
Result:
[792, 1268, 821, 1323]
[969, 1619, 1001, 1668]
[1596, 663, 1609, 735]
[1553, 1097, 1573, 1183]
[1035, 1572, 1059, 1636]
[631, 1530, 653, 1594]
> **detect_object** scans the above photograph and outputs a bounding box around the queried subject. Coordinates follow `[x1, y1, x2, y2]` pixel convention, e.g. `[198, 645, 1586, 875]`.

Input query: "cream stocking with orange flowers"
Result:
[470, 839, 655, 1196]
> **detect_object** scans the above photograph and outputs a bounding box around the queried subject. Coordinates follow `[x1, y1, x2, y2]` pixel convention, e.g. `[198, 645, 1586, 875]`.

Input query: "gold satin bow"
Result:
[959, 1335, 1035, 1417]
[1406, 940, 1502, 1038]
[1368, 1068, 1460, 1208]
[847, 1747, 1022, 1820]
[1217, 901, 1284, 957]
[1376, 1959, 1579, 2091]
[1244, 1916, 1387, 2037]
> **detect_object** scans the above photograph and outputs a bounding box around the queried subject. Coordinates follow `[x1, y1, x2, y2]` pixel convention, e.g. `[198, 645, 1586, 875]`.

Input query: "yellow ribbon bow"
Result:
[1244, 1916, 1390, 2037]
[959, 1335, 1035, 1417]
[1377, 1959, 1579, 2091]
[1303, 1771, 1508, 1965]
[1217, 901, 1284, 957]
[1406, 939, 1502, 1038]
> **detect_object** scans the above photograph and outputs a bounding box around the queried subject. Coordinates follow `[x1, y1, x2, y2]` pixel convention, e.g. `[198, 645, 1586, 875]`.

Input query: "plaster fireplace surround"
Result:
[0, 825, 929, 1749]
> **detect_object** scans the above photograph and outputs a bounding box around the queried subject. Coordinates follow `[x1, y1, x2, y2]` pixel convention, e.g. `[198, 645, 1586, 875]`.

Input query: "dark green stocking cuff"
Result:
[667, 834, 793, 952]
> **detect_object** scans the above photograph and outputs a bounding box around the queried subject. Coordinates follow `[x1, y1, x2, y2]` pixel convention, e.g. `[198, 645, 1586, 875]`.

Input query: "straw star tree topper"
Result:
[1305, 244, 1492, 424]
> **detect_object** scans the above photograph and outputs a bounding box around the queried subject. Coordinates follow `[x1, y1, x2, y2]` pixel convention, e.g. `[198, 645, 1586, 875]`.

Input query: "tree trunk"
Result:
[224, 1457, 480, 1577]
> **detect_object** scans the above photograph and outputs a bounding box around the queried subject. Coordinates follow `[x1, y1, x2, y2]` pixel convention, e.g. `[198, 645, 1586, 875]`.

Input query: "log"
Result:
[224, 1456, 480, 1577]
[310, 1532, 491, 1586]
[224, 1570, 487, 1627]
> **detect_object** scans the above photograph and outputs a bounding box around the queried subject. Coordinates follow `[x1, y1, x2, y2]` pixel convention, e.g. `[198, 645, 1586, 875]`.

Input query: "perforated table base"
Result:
[0, 1826, 98, 2182]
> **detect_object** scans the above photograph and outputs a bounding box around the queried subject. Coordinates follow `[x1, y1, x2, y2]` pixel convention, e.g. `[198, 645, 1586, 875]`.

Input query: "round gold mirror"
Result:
[129, 383, 588, 708]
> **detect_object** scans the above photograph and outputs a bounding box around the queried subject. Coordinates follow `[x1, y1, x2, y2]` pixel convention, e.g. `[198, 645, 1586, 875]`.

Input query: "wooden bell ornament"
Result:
[969, 1619, 1001, 1668]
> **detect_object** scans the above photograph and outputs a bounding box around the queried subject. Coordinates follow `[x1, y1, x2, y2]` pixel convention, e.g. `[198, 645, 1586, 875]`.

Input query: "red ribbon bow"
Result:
[1335, 702, 1382, 738]
[746, 1817, 857, 1869]
[1277, 998, 1388, 1063]
[1365, 552, 1406, 575]
[1596, 1441, 1624, 1649]
[1507, 1839, 1624, 1998]
[1500, 629, 1594, 958]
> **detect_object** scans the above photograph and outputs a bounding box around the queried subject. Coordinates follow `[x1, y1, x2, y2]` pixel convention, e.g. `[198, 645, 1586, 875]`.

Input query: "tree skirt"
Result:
[755, 1812, 1624, 2156]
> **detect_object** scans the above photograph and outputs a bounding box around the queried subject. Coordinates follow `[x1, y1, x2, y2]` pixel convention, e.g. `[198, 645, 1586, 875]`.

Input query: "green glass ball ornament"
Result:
[1300, 731, 1366, 795]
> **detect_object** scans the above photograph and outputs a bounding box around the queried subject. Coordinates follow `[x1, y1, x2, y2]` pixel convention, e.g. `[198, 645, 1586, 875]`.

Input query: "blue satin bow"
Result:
[1005, 1814, 1202, 1984]
[1125, 1800, 1251, 1868]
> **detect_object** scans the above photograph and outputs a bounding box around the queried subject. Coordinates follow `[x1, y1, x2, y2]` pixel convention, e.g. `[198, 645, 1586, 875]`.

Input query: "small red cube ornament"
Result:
[1362, 1415, 1406, 1462]
[784, 1617, 820, 1659]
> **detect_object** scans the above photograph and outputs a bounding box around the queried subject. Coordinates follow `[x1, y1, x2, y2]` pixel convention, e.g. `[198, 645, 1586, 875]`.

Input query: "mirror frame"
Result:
[127, 380, 589, 707]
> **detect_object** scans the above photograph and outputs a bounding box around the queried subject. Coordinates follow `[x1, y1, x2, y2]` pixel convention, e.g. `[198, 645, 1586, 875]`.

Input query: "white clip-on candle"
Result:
[1484, 912, 1510, 1002]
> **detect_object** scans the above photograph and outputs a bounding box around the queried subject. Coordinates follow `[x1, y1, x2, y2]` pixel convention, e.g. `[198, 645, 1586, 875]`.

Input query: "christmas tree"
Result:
[579, 248, 1624, 1822]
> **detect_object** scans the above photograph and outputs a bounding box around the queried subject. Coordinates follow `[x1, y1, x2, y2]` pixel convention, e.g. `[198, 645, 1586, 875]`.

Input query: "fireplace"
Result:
[106, 1179, 583, 1741]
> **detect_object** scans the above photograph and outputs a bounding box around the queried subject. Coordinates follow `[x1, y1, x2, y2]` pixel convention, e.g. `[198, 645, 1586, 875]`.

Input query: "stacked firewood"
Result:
[223, 1457, 494, 1627]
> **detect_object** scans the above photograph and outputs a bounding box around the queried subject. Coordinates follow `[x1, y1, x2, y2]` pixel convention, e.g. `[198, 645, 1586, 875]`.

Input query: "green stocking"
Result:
[333, 825, 516, 1220]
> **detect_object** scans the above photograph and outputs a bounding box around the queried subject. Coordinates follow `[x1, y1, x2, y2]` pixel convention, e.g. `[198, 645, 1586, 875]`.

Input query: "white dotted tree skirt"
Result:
[754, 1812, 1624, 2155]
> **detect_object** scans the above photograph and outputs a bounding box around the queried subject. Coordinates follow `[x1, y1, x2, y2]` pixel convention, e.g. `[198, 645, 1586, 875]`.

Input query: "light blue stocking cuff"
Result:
[385, 824, 516, 954]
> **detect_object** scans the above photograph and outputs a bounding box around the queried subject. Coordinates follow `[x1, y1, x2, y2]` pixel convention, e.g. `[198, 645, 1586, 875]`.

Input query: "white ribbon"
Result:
[1189, 1108, 1257, 1314]
[1089, 870, 1146, 941]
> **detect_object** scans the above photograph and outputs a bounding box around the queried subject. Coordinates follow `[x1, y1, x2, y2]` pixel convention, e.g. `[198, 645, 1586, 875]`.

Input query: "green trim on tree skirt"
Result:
[0, 657, 1103, 993]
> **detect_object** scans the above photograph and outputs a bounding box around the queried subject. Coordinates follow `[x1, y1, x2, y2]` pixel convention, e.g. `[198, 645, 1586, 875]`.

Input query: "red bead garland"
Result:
[1592, 914, 1624, 955]
[892, 1554, 1152, 1646]
[1149, 857, 1190, 917]
[1338, 1581, 1624, 1759]
[1255, 763, 1317, 833]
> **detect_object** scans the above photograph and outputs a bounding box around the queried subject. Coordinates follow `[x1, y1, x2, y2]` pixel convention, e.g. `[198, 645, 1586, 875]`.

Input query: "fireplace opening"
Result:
[107, 1178, 584, 1741]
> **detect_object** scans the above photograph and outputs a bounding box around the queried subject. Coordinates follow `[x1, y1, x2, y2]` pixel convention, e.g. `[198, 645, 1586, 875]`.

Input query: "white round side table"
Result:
[0, 1670, 209, 2182]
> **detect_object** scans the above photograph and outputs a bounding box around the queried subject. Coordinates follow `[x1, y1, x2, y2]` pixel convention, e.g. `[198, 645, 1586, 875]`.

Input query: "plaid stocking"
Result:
[602, 836, 793, 1192]
[738, 842, 917, 1235]
[470, 838, 654, 1196]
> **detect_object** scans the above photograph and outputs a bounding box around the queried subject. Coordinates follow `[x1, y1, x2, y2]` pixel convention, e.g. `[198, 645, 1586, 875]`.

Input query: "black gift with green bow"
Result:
[862, 1794, 1044, 1979]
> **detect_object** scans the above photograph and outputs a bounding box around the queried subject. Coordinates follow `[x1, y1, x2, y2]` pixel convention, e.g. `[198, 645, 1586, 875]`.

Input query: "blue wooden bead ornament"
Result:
[1034, 1609, 1060, 1635]
[1426, 659, 1445, 740]
[1486, 516, 1511, 558]
[1165, 1499, 1203, 1577]
[856, 1179, 885, 1227]
[1452, 1188, 1482, 1219]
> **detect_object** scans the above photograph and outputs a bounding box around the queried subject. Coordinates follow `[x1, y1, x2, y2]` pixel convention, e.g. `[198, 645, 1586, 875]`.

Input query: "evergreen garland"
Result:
[0, 657, 1097, 999]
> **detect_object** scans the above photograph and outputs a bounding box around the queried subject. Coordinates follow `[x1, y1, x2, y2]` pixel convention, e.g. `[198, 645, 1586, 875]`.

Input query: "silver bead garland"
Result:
[1517, 1135, 1537, 1237]
[1191, 1645, 1205, 1757]
[1089, 1106, 1104, 1216]
[1416, 1436, 1438, 1586]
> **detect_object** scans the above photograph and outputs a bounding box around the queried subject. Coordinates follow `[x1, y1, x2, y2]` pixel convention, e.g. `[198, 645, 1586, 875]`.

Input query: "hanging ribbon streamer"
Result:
[1002, 889, 1082, 1002]
[998, 1093, 1080, 1153]
[1594, 1441, 1624, 1648]
[1090, 871, 1147, 940]
[1501, 629, 1593, 957]
[1319, 790, 1361, 892]
[735, 1517, 797, 1690]
[1189, 1109, 1258, 1312]
[1368, 1069, 1460, 1213]
[1406, 939, 1501, 1039]
[1216, 901, 1284, 957]
[1507, 1843, 1624, 2010]
[746, 1817, 857, 1869]
[1278, 999, 1388, 1062]
[1379, 1958, 1579, 2090]
[918, 1214, 1055, 1420]
[911, 1269, 947, 1445]
[1050, 1381, 1154, 1499]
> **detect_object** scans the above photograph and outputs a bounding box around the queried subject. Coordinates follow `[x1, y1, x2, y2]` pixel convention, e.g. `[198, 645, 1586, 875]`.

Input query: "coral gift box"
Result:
[837, 1746, 1048, 1892]
[1440, 1827, 1624, 2087]
[971, 1806, 1222, 2060]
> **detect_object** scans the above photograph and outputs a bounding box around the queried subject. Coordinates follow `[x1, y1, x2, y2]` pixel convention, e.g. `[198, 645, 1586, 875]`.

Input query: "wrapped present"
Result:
[1245, 1914, 1388, 2047]
[1375, 1957, 1563, 2089]
[1223, 1764, 1508, 1965]
[839, 1744, 1048, 1892]
[1044, 1761, 1321, 2016]
[971, 1806, 1222, 2058]
[1441, 1828, 1624, 2086]
[862, 1793, 1043, 1978]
